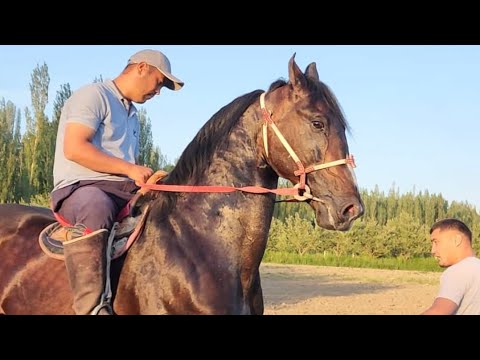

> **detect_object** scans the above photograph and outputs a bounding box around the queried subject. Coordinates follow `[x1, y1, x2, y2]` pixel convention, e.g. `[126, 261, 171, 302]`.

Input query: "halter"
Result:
[260, 92, 356, 201]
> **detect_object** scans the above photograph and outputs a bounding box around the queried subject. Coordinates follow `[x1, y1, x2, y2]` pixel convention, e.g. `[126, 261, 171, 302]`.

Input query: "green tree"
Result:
[51, 83, 72, 130]
[269, 214, 321, 255]
[137, 108, 172, 171]
[20, 107, 34, 201]
[0, 102, 23, 202]
[0, 99, 21, 202]
[28, 63, 51, 195]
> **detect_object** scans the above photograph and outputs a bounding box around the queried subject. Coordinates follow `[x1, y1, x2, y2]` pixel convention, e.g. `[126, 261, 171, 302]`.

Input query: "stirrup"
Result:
[90, 301, 113, 315]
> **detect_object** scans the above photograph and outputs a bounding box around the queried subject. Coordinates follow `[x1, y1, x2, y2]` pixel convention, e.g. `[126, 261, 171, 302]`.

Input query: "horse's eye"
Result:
[312, 120, 325, 131]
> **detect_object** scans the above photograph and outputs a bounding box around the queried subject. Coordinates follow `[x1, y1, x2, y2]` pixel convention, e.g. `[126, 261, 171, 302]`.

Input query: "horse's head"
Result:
[261, 54, 364, 230]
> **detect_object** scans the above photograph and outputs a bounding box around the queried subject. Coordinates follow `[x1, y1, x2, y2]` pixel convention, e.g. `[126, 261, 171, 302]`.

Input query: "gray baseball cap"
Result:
[128, 49, 184, 91]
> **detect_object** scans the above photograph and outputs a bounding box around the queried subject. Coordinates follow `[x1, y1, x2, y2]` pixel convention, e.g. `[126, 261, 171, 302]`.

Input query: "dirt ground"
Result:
[260, 263, 441, 315]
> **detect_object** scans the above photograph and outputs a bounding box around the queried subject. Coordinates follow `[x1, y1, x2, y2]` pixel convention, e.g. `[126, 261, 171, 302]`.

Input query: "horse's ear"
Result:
[305, 62, 319, 82]
[288, 53, 308, 95]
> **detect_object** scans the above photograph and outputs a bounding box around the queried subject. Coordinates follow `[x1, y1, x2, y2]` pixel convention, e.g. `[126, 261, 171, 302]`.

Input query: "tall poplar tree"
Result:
[28, 63, 50, 195]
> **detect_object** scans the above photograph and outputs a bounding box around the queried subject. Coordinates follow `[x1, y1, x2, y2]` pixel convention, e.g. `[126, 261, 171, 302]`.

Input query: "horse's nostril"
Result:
[342, 204, 356, 218]
[341, 201, 365, 221]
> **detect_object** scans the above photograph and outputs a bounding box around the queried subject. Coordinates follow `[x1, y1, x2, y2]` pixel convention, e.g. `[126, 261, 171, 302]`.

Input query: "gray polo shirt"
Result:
[437, 256, 480, 315]
[53, 79, 140, 191]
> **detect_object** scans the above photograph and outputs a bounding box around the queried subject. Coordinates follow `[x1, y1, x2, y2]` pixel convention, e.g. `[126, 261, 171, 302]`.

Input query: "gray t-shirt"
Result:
[437, 256, 480, 315]
[53, 79, 140, 191]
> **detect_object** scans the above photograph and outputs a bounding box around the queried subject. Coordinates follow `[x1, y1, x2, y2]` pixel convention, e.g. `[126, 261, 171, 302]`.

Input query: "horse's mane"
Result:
[167, 89, 264, 186]
[269, 78, 350, 133]
[147, 88, 264, 216]
[316, 80, 350, 133]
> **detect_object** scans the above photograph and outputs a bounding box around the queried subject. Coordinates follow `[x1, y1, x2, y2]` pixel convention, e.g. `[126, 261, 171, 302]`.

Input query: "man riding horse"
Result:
[50, 49, 183, 314]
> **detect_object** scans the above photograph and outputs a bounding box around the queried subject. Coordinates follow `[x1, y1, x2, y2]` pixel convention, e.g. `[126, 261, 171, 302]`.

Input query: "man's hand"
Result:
[127, 164, 154, 186]
[137, 170, 169, 195]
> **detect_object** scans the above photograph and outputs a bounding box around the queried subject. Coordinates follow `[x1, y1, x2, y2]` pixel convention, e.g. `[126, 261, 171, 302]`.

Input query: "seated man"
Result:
[51, 49, 184, 315]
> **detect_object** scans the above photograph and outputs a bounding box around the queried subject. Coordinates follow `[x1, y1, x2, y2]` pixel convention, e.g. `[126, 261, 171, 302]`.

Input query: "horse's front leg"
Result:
[250, 268, 264, 315]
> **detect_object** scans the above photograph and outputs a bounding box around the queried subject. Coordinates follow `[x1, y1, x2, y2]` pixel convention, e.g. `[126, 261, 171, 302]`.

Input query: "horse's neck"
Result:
[196, 114, 277, 262]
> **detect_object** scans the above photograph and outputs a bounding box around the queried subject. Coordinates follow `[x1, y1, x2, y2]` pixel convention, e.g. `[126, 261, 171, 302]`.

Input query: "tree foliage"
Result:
[270, 184, 480, 258]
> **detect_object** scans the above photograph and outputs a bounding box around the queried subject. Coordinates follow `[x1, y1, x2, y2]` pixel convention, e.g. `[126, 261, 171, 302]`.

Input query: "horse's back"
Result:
[0, 203, 55, 263]
[0, 204, 73, 314]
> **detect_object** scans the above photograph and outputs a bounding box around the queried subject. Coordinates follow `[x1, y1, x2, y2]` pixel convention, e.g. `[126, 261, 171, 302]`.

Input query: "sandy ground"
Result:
[260, 263, 441, 315]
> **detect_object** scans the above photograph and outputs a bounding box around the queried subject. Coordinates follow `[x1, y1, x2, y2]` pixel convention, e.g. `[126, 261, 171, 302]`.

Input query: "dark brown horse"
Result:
[0, 55, 364, 314]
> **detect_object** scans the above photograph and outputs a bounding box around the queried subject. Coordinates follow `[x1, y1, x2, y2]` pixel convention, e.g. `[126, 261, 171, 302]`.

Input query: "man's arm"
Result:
[64, 122, 153, 185]
[421, 297, 458, 315]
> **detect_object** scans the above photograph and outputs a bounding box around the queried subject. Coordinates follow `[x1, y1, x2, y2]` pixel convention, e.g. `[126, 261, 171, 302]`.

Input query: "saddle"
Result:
[39, 170, 168, 261]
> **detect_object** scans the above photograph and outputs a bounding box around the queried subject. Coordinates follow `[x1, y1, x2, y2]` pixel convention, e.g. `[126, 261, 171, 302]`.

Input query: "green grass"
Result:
[263, 251, 441, 272]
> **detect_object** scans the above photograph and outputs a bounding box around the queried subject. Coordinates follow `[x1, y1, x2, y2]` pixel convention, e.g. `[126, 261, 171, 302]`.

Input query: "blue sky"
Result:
[1, 45, 479, 210]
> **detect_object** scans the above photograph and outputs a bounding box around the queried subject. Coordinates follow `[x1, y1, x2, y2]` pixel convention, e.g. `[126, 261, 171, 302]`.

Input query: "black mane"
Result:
[269, 78, 350, 133]
[147, 89, 263, 215]
[167, 89, 264, 186]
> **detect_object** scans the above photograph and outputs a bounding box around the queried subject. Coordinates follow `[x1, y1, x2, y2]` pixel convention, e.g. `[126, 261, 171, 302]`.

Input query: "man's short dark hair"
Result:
[430, 218, 472, 243]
